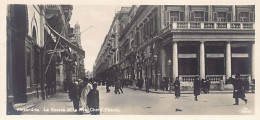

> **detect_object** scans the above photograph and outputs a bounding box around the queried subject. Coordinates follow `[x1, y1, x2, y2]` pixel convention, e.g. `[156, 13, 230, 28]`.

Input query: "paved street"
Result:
[21, 86, 254, 115]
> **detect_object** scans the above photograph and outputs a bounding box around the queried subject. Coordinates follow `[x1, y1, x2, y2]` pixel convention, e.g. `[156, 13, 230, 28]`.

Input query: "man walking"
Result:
[71, 80, 80, 112]
[173, 77, 181, 99]
[145, 77, 150, 93]
[87, 83, 100, 115]
[193, 77, 200, 101]
[230, 74, 247, 105]
[106, 80, 110, 93]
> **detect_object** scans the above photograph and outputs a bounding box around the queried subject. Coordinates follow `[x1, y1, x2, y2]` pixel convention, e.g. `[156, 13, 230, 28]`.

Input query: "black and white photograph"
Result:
[1, 1, 258, 120]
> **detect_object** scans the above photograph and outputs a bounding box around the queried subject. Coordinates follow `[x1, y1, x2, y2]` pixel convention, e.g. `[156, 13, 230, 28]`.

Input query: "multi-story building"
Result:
[70, 23, 86, 80]
[94, 5, 255, 91]
[93, 7, 131, 84]
[7, 4, 85, 114]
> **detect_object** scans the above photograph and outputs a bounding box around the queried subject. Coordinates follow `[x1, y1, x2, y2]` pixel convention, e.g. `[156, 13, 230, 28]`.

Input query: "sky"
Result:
[70, 5, 122, 72]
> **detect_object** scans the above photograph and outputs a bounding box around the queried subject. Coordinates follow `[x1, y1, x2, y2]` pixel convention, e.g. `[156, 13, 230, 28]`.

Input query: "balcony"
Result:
[206, 75, 226, 83]
[179, 75, 199, 82]
[162, 22, 255, 34]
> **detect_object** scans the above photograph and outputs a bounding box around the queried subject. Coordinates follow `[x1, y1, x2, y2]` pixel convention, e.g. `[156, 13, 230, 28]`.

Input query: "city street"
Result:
[21, 86, 254, 115]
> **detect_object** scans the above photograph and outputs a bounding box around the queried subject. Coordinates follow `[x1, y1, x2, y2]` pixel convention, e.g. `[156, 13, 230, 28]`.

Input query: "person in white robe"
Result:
[80, 79, 93, 114]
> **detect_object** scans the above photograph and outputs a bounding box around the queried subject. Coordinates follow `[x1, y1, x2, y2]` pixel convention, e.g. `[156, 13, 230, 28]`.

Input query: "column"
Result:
[200, 41, 205, 79]
[59, 61, 64, 90]
[232, 5, 236, 22]
[251, 43, 255, 80]
[226, 42, 232, 79]
[172, 42, 178, 81]
[185, 5, 190, 21]
[208, 5, 212, 21]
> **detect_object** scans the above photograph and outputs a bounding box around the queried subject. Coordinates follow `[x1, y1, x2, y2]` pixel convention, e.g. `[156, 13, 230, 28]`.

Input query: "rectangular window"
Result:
[249, 12, 254, 22]
[180, 12, 185, 21]
[239, 12, 249, 22]
[170, 11, 179, 23]
[217, 12, 226, 22]
[227, 12, 232, 22]
[194, 11, 204, 21]
[165, 11, 170, 27]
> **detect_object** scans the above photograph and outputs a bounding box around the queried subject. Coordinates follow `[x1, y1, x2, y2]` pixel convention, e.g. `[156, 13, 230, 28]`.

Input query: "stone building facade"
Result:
[7, 5, 85, 113]
[94, 5, 255, 91]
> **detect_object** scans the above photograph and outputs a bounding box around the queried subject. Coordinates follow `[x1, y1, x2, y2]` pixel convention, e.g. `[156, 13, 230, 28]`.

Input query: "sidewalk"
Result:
[125, 86, 254, 94]
[18, 91, 78, 115]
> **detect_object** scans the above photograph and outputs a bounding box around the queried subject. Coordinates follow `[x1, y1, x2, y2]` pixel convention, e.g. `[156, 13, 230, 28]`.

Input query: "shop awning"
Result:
[46, 23, 85, 57]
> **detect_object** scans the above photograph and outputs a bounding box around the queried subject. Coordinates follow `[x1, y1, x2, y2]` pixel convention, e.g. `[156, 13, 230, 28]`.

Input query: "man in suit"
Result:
[231, 74, 247, 105]
[87, 83, 100, 115]
[193, 77, 200, 101]
[173, 77, 181, 99]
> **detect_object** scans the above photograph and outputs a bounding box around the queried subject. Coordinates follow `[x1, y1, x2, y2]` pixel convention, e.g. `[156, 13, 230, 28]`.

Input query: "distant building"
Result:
[93, 5, 255, 91]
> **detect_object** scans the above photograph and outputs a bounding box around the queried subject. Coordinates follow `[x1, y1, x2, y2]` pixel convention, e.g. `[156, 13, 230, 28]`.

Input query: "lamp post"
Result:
[168, 59, 172, 93]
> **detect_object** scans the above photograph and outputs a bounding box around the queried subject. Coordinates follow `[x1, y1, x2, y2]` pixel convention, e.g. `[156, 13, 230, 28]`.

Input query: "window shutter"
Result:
[249, 12, 254, 22]
[237, 12, 240, 22]
[227, 12, 232, 22]
[180, 12, 184, 21]
[205, 12, 208, 22]
[213, 12, 217, 22]
[190, 11, 194, 21]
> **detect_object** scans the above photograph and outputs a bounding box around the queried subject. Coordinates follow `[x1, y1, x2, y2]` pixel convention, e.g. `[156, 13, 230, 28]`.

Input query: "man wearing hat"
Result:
[87, 82, 100, 115]
[231, 74, 247, 105]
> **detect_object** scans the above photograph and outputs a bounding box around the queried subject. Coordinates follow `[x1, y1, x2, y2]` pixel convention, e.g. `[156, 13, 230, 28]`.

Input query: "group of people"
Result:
[68, 78, 100, 115]
[132, 78, 152, 93]
[170, 73, 249, 105]
[105, 79, 124, 95]
[200, 78, 211, 94]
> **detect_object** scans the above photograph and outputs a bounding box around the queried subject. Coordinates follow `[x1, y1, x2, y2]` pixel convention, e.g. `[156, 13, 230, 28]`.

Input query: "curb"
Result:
[126, 87, 254, 94]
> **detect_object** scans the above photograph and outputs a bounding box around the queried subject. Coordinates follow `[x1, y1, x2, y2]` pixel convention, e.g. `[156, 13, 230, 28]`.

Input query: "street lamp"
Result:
[168, 59, 172, 93]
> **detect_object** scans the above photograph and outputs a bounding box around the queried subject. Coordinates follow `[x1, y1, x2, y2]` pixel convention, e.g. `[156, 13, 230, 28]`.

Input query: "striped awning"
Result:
[46, 23, 85, 57]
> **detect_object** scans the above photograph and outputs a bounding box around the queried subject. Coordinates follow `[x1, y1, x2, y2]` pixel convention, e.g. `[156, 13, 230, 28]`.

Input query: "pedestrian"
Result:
[118, 80, 124, 93]
[205, 78, 210, 93]
[242, 78, 250, 93]
[193, 77, 200, 101]
[230, 74, 247, 105]
[138, 78, 141, 90]
[64, 79, 67, 92]
[68, 79, 73, 100]
[87, 82, 100, 115]
[106, 80, 110, 93]
[173, 77, 181, 99]
[71, 80, 80, 112]
[80, 78, 93, 114]
[145, 77, 150, 93]
[114, 80, 122, 94]
[133, 78, 137, 90]
[164, 77, 169, 91]
[200, 79, 206, 93]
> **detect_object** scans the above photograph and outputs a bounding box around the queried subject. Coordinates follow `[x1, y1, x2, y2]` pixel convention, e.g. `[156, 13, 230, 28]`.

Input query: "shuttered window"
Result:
[227, 12, 232, 22]
[190, 11, 194, 21]
[249, 12, 254, 22]
[180, 12, 185, 21]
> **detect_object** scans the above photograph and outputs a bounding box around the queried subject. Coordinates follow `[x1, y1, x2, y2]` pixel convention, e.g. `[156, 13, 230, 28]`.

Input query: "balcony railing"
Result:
[162, 22, 254, 34]
[206, 75, 225, 83]
[179, 75, 199, 82]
